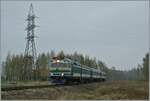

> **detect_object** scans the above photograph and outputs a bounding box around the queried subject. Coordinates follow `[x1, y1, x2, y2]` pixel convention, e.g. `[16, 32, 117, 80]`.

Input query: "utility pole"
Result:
[24, 4, 38, 81]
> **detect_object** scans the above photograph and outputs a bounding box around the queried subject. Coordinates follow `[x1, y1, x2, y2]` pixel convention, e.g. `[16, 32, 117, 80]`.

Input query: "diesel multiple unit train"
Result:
[48, 57, 106, 84]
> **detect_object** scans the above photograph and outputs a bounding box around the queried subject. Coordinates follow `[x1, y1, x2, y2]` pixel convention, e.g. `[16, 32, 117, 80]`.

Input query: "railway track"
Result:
[1, 85, 56, 91]
[1, 83, 81, 91]
[1, 81, 102, 91]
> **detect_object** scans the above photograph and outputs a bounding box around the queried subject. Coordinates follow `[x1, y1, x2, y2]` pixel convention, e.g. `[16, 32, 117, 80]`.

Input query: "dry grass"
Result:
[1, 80, 149, 100]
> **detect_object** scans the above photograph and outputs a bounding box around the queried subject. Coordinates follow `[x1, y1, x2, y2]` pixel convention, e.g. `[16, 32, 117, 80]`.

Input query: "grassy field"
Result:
[1, 80, 149, 100]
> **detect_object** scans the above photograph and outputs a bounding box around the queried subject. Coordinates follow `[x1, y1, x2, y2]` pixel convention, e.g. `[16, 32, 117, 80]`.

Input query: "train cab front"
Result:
[48, 57, 72, 84]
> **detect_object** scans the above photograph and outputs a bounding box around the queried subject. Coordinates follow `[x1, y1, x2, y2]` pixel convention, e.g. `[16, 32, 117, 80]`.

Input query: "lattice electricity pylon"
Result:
[24, 4, 38, 80]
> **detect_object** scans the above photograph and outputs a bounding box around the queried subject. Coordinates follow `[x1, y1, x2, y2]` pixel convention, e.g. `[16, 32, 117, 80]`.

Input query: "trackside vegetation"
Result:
[1, 50, 149, 82]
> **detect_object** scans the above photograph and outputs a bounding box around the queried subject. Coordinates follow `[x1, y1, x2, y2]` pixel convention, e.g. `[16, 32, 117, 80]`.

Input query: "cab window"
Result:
[51, 63, 67, 67]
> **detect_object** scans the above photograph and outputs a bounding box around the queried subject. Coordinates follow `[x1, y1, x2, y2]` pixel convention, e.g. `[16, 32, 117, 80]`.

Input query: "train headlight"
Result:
[61, 73, 64, 76]
[57, 60, 60, 62]
[51, 73, 53, 76]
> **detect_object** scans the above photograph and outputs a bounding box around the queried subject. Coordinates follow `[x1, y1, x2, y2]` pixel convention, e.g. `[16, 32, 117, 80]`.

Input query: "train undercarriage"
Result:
[50, 76, 106, 85]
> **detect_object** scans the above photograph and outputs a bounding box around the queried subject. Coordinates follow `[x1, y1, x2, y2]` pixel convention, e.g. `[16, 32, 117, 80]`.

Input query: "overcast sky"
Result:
[1, 1, 149, 70]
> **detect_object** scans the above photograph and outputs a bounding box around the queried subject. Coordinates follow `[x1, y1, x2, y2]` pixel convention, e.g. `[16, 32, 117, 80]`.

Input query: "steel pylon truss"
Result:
[24, 4, 38, 80]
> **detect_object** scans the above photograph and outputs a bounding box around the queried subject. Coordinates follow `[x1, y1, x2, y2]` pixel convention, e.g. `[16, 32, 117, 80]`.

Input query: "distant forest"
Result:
[1, 50, 149, 81]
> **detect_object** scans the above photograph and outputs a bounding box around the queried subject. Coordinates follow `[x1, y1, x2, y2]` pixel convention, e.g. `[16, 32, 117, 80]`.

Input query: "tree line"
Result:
[1, 50, 149, 81]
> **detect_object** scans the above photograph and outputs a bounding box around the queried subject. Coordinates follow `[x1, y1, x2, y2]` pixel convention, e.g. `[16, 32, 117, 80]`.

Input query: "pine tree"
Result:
[143, 53, 149, 81]
[57, 50, 65, 59]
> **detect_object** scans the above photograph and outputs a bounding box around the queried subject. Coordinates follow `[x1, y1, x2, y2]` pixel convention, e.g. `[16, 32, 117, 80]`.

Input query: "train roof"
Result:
[50, 57, 105, 73]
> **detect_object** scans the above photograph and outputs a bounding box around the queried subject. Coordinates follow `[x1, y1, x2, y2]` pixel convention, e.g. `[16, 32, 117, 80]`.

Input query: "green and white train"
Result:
[48, 57, 106, 84]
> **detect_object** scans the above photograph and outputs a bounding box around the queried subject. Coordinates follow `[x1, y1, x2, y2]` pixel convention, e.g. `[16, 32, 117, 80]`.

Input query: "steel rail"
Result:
[1, 83, 80, 91]
[1, 85, 56, 91]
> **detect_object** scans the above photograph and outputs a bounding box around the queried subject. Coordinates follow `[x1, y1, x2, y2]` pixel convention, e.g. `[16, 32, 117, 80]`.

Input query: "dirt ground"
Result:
[1, 80, 149, 100]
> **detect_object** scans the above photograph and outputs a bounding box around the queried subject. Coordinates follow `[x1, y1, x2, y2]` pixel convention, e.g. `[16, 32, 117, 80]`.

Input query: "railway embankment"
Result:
[1, 80, 148, 100]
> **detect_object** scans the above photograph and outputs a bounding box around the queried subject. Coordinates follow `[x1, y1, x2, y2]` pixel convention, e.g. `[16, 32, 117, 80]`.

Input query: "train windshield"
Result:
[51, 63, 67, 67]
